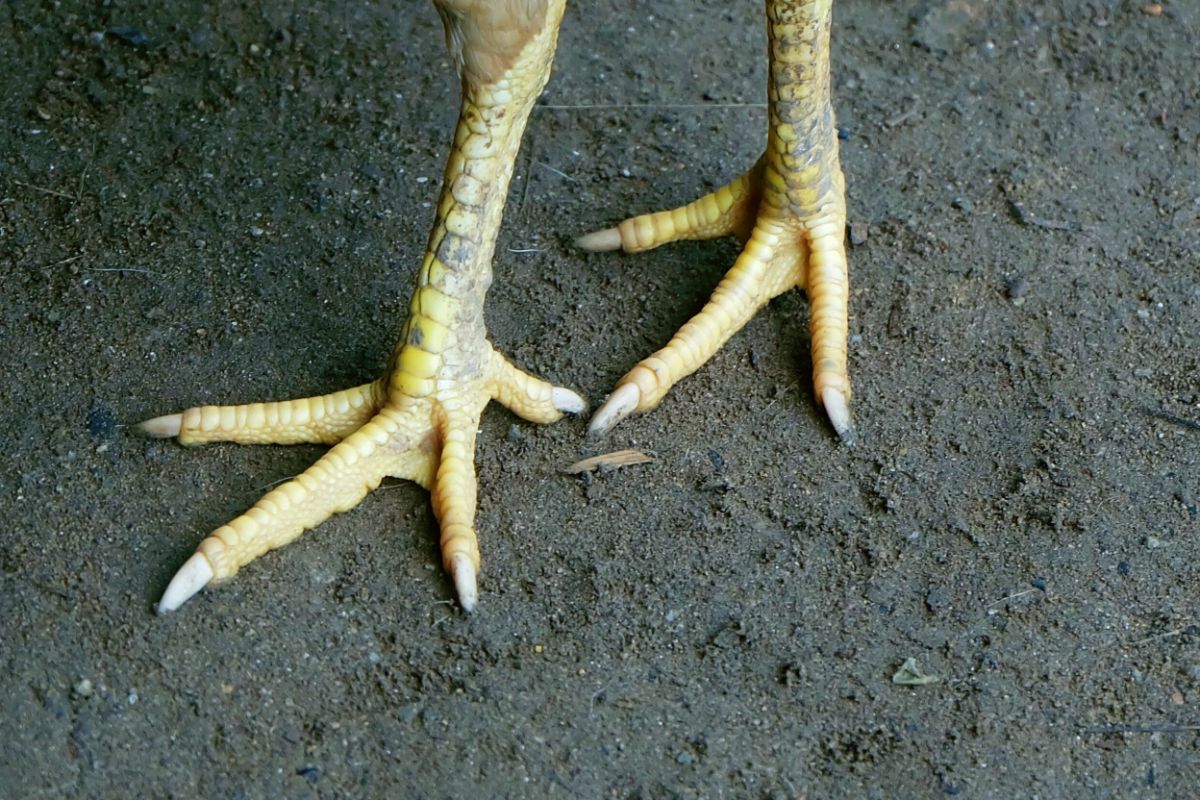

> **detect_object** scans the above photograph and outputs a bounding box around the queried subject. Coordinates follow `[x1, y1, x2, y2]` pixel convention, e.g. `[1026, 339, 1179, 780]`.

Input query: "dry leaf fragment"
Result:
[564, 449, 653, 474]
[892, 657, 939, 685]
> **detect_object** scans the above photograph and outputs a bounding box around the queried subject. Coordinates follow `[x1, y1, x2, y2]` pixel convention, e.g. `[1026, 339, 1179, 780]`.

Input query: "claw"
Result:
[552, 386, 587, 414]
[575, 227, 622, 252]
[138, 413, 182, 439]
[157, 552, 214, 614]
[587, 383, 640, 439]
[821, 387, 854, 444]
[451, 554, 478, 613]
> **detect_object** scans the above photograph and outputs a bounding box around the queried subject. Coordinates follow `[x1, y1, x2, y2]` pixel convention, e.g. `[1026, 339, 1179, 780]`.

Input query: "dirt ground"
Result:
[2, 1, 1197, 797]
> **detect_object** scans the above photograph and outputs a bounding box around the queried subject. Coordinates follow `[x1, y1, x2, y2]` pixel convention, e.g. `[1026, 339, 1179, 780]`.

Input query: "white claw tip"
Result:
[156, 552, 214, 614]
[588, 384, 640, 439]
[821, 387, 855, 444]
[138, 413, 183, 439]
[552, 387, 587, 415]
[575, 227, 622, 252]
[451, 554, 478, 613]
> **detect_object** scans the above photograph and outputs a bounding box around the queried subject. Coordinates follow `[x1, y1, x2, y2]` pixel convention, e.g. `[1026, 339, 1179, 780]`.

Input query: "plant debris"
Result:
[892, 657, 939, 686]
[564, 449, 653, 474]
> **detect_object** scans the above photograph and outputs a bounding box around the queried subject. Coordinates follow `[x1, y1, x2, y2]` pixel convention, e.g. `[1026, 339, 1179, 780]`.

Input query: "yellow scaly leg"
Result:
[143, 0, 580, 614]
[583, 0, 853, 441]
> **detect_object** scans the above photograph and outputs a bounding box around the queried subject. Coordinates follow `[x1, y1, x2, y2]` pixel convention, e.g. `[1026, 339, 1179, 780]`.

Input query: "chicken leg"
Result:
[143, 0, 579, 613]
[582, 0, 854, 441]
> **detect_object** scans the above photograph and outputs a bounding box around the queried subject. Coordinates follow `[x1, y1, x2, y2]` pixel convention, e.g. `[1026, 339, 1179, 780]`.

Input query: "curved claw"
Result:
[451, 553, 479, 613]
[575, 227, 622, 252]
[821, 387, 854, 445]
[157, 552, 214, 614]
[587, 383, 641, 439]
[551, 386, 587, 414]
[139, 413, 183, 439]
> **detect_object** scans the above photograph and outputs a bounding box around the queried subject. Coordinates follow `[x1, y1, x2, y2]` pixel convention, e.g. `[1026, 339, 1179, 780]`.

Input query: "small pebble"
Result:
[73, 679, 94, 698]
[1117, 561, 1131, 576]
[925, 588, 951, 613]
[1005, 275, 1030, 301]
[108, 26, 150, 47]
[189, 28, 214, 49]
[849, 221, 869, 246]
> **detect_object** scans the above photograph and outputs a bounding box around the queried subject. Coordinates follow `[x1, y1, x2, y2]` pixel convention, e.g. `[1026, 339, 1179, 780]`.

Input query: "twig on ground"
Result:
[1143, 406, 1200, 431]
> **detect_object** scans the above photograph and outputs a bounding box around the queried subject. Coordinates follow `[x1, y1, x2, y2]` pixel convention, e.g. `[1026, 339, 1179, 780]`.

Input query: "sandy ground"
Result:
[2, 1, 1198, 797]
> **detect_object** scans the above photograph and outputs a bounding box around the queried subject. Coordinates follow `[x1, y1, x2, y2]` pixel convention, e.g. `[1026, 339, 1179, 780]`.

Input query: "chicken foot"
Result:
[582, 0, 854, 442]
[144, 0, 579, 614]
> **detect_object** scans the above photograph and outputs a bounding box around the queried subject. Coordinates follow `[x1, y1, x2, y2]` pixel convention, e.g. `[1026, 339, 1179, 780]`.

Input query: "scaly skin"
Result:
[143, 0, 580, 613]
[583, 0, 853, 441]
